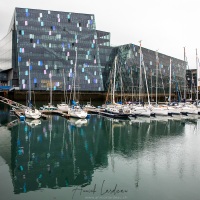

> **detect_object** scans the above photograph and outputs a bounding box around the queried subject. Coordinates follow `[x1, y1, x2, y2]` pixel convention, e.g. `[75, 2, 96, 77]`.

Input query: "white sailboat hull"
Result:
[181, 107, 199, 115]
[152, 107, 169, 116]
[132, 107, 152, 117]
[68, 109, 88, 119]
[167, 107, 181, 115]
[25, 108, 41, 119]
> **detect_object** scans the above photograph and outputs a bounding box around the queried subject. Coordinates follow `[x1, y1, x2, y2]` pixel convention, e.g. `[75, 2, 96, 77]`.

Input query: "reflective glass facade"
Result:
[4, 7, 112, 91]
[104, 44, 186, 101]
[0, 8, 186, 96]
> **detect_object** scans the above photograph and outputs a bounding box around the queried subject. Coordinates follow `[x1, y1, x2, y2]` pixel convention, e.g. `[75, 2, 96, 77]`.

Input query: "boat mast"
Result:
[112, 56, 117, 104]
[139, 41, 142, 104]
[28, 59, 31, 107]
[169, 59, 172, 104]
[73, 48, 77, 101]
[183, 47, 186, 100]
[155, 50, 159, 105]
[141, 47, 151, 106]
[196, 49, 199, 104]
[120, 67, 123, 103]
[63, 69, 66, 103]
[49, 70, 52, 105]
[151, 69, 153, 102]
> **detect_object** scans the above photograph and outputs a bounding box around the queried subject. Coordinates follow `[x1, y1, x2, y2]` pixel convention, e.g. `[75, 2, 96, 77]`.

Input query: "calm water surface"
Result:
[0, 104, 200, 200]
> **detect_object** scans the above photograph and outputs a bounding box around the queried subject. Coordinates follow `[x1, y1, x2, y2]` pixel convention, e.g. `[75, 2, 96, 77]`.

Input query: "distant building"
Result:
[0, 7, 186, 100]
[186, 69, 200, 99]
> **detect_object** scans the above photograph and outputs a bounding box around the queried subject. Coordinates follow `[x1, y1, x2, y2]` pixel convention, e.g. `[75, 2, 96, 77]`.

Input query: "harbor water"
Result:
[0, 104, 200, 200]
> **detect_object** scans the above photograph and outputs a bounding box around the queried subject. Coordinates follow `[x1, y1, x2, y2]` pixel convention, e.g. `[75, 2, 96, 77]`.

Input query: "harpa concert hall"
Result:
[0, 7, 186, 101]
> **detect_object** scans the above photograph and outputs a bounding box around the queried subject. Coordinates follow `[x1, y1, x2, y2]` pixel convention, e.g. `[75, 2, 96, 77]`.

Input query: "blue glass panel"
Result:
[38, 61, 43, 66]
[34, 78, 37, 83]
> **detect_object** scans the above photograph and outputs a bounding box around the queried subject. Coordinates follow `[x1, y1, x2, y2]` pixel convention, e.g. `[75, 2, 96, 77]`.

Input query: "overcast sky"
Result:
[0, 0, 199, 68]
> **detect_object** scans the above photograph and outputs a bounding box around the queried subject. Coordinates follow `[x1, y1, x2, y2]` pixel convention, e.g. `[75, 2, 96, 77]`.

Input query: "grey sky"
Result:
[0, 0, 199, 68]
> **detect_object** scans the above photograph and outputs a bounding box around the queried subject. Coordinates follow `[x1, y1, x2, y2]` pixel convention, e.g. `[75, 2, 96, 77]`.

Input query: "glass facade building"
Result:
[0, 7, 186, 99]
[0, 7, 112, 91]
[103, 44, 186, 101]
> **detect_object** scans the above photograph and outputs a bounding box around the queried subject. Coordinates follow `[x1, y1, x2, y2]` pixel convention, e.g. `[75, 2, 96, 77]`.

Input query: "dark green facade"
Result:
[103, 44, 186, 101]
[0, 8, 186, 99]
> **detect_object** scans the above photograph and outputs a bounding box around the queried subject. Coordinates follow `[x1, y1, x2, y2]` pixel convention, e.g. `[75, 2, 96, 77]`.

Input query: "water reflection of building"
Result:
[11, 115, 109, 193]
[7, 114, 196, 194]
[103, 117, 187, 188]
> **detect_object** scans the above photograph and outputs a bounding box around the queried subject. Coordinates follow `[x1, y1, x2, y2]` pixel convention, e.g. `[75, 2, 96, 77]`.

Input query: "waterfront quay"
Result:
[1, 90, 176, 103]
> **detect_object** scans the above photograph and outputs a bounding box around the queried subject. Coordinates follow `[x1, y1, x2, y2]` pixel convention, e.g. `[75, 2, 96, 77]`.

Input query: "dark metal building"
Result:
[103, 44, 186, 102]
[0, 7, 186, 101]
[0, 7, 112, 92]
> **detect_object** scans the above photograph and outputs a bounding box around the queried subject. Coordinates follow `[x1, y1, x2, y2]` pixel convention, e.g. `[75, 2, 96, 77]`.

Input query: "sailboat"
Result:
[104, 56, 123, 113]
[167, 59, 181, 115]
[151, 51, 169, 116]
[180, 49, 199, 115]
[68, 48, 88, 119]
[103, 56, 133, 119]
[42, 70, 57, 110]
[24, 60, 41, 119]
[130, 41, 153, 118]
[57, 69, 69, 112]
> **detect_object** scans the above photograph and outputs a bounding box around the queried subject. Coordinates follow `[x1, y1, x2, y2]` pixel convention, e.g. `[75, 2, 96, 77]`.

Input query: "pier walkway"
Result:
[0, 96, 27, 110]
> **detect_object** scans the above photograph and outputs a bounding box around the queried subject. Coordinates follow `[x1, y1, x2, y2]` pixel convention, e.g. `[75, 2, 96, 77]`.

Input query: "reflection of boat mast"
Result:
[134, 123, 141, 188]
[48, 116, 52, 157]
[111, 119, 115, 172]
[72, 125, 76, 180]
[61, 119, 66, 155]
[28, 127, 31, 170]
